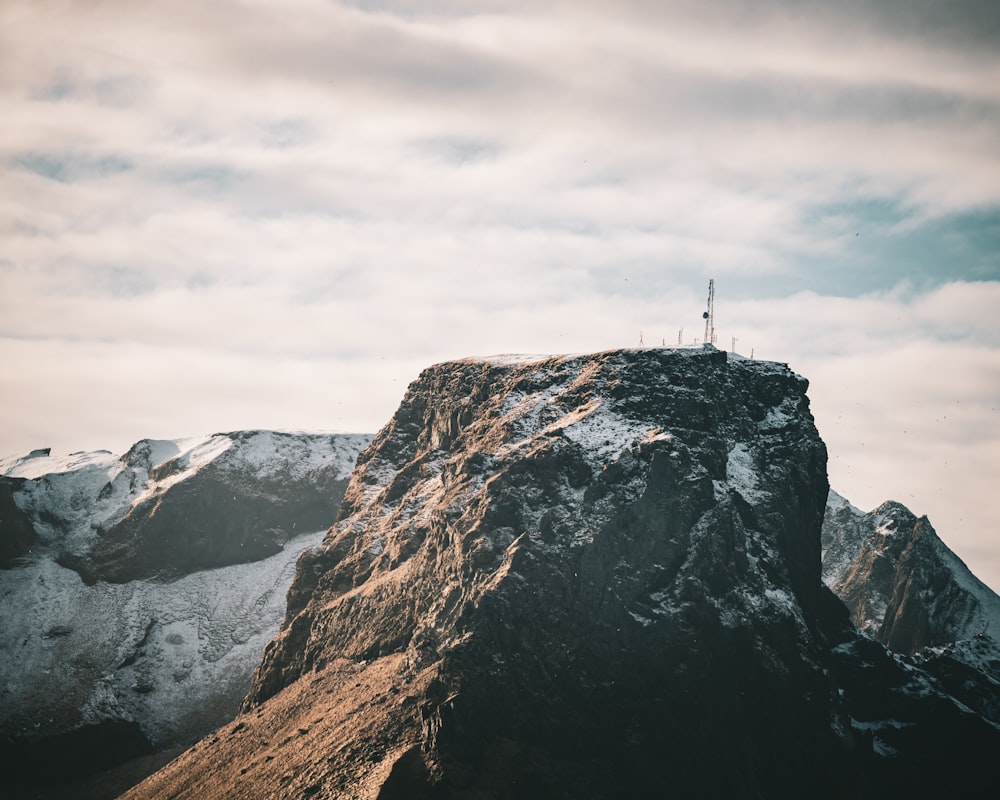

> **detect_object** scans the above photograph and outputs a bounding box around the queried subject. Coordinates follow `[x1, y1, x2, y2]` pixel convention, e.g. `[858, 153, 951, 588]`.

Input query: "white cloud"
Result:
[1, 0, 999, 590]
[715, 285, 1000, 592]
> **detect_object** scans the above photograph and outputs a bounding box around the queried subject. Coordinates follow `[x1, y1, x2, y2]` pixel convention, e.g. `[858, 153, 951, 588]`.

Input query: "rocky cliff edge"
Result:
[124, 348, 999, 799]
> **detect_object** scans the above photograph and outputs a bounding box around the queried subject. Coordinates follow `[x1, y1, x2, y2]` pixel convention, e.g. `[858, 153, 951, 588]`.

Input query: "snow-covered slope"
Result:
[0, 430, 372, 788]
[0, 529, 325, 744]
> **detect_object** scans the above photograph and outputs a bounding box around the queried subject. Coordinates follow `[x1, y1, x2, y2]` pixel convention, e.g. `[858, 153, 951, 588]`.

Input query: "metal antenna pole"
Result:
[702, 279, 715, 345]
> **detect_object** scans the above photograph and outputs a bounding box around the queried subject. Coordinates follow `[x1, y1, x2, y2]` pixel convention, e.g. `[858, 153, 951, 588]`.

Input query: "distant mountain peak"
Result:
[0, 430, 372, 793]
[869, 499, 920, 530]
[823, 492, 1000, 651]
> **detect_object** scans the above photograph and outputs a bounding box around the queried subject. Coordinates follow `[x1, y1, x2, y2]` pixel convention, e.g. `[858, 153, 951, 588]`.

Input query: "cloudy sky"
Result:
[2, 0, 998, 589]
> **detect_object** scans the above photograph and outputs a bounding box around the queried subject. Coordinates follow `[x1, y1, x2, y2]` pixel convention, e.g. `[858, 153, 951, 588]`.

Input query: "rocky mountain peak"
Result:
[822, 492, 1000, 658]
[248, 347, 830, 710]
[114, 349, 1000, 799]
[821, 490, 1000, 735]
[869, 500, 920, 534]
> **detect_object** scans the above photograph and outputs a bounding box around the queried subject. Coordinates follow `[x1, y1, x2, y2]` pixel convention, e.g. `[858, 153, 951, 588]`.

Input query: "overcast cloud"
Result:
[2, 0, 998, 589]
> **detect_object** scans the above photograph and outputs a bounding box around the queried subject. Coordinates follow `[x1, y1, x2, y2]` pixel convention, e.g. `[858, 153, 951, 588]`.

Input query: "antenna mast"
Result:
[702, 278, 716, 345]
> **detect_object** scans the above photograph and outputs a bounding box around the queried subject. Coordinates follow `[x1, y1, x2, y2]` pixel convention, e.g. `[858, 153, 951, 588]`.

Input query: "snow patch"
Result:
[476, 354, 554, 365]
[726, 443, 764, 502]
[758, 396, 799, 432]
[1, 449, 118, 480]
[0, 530, 326, 745]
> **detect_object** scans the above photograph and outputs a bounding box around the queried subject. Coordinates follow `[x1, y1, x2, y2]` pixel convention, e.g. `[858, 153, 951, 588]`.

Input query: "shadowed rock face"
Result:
[73, 431, 362, 584]
[0, 476, 37, 568]
[124, 349, 1000, 800]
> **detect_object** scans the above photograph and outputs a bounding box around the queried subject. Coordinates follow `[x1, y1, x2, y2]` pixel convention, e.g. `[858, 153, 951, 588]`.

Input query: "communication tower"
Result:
[702, 279, 716, 345]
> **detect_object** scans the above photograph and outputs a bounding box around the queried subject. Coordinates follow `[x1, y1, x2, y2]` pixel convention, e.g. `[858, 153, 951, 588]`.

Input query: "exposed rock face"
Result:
[53, 430, 370, 583]
[822, 494, 1000, 653]
[122, 348, 1000, 800]
[821, 490, 1000, 724]
[0, 431, 371, 794]
[0, 476, 37, 568]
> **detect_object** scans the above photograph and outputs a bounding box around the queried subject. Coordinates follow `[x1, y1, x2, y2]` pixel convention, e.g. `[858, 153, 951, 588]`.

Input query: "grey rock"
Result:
[822, 490, 1000, 725]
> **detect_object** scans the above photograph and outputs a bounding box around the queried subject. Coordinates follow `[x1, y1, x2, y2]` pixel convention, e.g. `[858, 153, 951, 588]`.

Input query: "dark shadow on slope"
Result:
[1, 720, 154, 797]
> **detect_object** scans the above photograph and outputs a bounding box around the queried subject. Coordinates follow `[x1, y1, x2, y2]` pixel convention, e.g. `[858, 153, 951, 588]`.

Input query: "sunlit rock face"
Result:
[822, 491, 1000, 725]
[248, 347, 836, 797]
[124, 349, 999, 800]
[823, 494, 1000, 655]
[0, 431, 371, 793]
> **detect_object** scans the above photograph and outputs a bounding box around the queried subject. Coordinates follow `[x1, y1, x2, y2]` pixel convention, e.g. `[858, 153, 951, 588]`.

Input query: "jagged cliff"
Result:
[122, 347, 1000, 799]
[822, 493, 1000, 653]
[822, 491, 1000, 725]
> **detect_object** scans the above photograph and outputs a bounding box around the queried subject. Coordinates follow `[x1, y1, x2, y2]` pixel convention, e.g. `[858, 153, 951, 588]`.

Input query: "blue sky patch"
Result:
[13, 153, 134, 183]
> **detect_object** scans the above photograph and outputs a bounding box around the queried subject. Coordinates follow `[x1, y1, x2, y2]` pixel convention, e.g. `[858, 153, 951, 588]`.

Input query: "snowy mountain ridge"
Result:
[2, 430, 368, 564]
[0, 429, 372, 791]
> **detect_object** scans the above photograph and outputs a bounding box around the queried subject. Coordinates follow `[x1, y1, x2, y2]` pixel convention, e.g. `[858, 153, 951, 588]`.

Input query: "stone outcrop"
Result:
[122, 348, 1000, 799]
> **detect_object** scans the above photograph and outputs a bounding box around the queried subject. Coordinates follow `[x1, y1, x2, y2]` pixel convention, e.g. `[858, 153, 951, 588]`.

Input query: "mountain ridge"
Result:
[6, 352, 998, 799]
[0, 429, 372, 795]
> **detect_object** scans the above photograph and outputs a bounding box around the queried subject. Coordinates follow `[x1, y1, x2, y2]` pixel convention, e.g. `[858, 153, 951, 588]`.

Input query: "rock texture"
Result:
[122, 348, 1000, 800]
[821, 490, 1000, 725]
[0, 430, 371, 796]
[822, 492, 1000, 653]
[0, 475, 38, 568]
